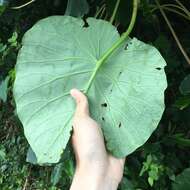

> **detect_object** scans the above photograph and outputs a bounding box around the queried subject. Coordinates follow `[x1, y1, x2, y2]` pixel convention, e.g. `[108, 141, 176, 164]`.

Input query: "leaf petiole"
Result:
[84, 0, 138, 93]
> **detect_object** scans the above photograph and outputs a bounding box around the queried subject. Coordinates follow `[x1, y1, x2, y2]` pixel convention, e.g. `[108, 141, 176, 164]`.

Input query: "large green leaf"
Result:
[14, 16, 167, 164]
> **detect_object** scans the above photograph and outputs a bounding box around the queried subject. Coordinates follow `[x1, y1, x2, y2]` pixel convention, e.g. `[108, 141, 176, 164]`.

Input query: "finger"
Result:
[70, 88, 89, 117]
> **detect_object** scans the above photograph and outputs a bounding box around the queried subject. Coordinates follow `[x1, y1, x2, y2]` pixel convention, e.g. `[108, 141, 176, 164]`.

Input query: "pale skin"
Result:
[70, 89, 125, 190]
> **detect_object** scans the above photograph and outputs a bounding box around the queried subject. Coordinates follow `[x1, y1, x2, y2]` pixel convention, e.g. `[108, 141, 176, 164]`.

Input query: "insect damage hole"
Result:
[125, 41, 133, 50]
[156, 67, 161, 70]
[118, 122, 122, 128]
[102, 117, 105, 121]
[83, 18, 89, 28]
[101, 103, 107, 107]
[124, 44, 128, 50]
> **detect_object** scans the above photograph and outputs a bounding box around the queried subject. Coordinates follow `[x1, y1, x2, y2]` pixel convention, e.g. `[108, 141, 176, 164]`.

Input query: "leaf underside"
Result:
[14, 16, 167, 164]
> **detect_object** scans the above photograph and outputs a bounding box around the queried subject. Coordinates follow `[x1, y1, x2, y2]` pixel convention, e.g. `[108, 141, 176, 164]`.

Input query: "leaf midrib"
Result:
[84, 34, 127, 93]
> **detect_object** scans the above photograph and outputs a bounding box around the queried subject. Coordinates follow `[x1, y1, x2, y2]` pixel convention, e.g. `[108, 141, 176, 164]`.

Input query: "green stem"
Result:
[94, 4, 106, 18]
[162, 7, 190, 21]
[151, 5, 190, 21]
[155, 0, 190, 65]
[84, 0, 138, 93]
[160, 4, 188, 13]
[151, 4, 188, 14]
[99, 6, 106, 19]
[175, 0, 190, 17]
[110, 0, 121, 24]
[11, 0, 36, 9]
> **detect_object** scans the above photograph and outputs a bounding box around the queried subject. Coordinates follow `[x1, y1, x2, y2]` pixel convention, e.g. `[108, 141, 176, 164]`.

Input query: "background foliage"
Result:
[0, 0, 190, 189]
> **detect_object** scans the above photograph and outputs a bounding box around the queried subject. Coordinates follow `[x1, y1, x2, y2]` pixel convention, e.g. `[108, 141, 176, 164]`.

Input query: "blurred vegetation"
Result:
[0, 0, 190, 189]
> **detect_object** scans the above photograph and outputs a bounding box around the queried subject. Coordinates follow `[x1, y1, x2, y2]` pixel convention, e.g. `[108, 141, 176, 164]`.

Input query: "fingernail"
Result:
[70, 88, 79, 99]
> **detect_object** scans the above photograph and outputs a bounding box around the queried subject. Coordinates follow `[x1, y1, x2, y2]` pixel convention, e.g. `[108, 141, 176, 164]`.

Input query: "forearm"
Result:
[70, 177, 119, 190]
[70, 168, 119, 190]
[101, 178, 119, 190]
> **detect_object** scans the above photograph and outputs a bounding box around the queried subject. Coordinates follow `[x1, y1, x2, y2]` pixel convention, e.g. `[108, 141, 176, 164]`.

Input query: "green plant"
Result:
[154, 0, 190, 65]
[140, 154, 164, 186]
[172, 168, 190, 190]
[13, 0, 167, 164]
[0, 0, 7, 15]
[1, 0, 190, 189]
[0, 31, 18, 102]
[0, 31, 19, 65]
[175, 74, 190, 110]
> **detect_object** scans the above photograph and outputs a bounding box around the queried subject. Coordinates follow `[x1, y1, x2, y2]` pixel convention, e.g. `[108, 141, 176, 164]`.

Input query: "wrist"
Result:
[70, 172, 119, 190]
[70, 167, 119, 190]
[70, 156, 124, 190]
[101, 176, 120, 190]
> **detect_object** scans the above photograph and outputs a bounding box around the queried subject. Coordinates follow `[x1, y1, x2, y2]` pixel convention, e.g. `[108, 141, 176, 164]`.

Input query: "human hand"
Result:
[70, 89, 125, 190]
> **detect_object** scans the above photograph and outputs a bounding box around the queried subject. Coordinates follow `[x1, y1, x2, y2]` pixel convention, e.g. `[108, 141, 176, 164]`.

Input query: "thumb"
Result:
[70, 88, 89, 117]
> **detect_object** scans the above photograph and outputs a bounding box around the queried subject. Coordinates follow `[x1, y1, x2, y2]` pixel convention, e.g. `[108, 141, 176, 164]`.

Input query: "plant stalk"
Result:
[84, 0, 138, 93]
[175, 0, 190, 17]
[155, 0, 190, 65]
[151, 5, 190, 21]
[11, 0, 36, 9]
[94, 4, 106, 18]
[99, 0, 138, 64]
[110, 0, 121, 24]
[162, 7, 190, 21]
[159, 4, 189, 14]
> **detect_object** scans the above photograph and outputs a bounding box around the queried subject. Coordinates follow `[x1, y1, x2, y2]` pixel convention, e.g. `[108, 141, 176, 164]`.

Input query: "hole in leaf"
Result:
[70, 128, 74, 135]
[119, 122, 121, 128]
[156, 67, 161, 70]
[119, 71, 122, 75]
[102, 117, 105, 121]
[83, 19, 89, 28]
[101, 103, 107, 107]
[124, 44, 128, 50]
